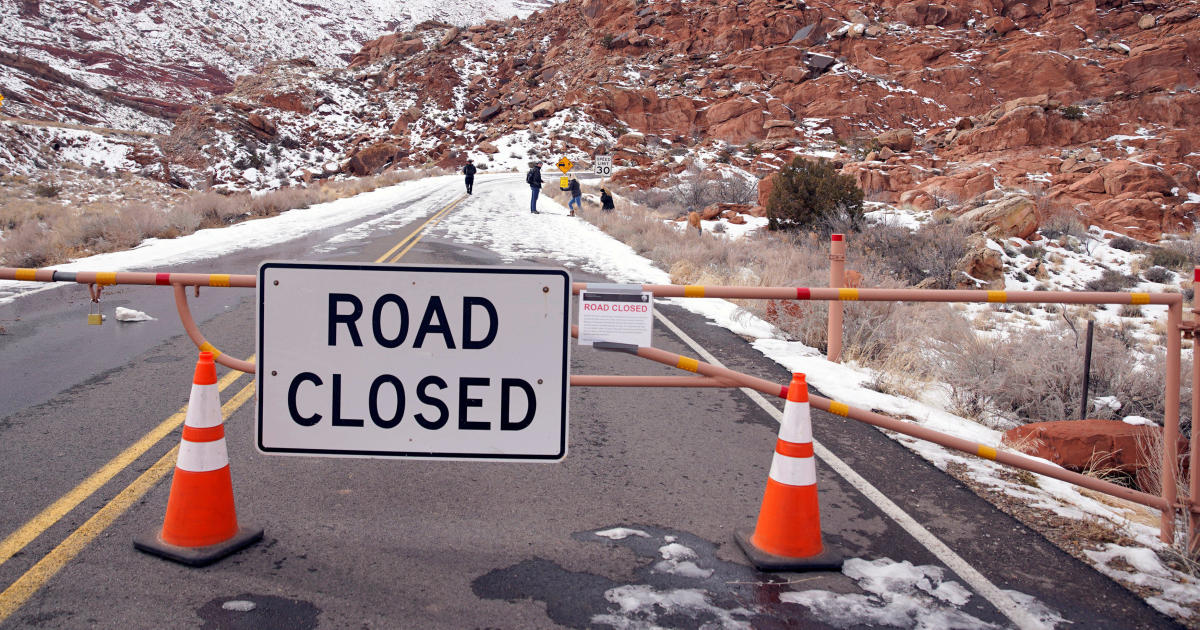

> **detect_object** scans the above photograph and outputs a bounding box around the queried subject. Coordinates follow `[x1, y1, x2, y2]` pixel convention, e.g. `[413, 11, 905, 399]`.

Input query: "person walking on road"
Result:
[567, 177, 582, 216]
[463, 158, 476, 195]
[600, 188, 615, 212]
[526, 161, 543, 214]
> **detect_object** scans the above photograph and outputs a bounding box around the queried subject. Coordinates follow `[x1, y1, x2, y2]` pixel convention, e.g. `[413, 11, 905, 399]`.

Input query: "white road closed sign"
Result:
[256, 262, 571, 461]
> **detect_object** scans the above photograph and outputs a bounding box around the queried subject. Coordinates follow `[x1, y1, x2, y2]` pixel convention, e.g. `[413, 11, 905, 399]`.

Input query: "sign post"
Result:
[257, 262, 571, 461]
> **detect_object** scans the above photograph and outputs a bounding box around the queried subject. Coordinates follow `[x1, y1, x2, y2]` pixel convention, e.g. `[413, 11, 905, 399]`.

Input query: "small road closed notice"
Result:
[257, 262, 571, 461]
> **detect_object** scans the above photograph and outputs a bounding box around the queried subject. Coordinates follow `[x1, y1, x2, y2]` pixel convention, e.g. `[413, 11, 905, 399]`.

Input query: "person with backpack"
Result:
[567, 177, 582, 216]
[526, 161, 543, 214]
[600, 188, 615, 211]
[462, 159, 476, 195]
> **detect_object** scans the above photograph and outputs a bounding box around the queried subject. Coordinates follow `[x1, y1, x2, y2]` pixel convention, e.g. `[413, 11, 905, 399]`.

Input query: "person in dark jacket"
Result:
[526, 162, 543, 213]
[600, 188, 615, 211]
[462, 159, 476, 194]
[567, 177, 582, 216]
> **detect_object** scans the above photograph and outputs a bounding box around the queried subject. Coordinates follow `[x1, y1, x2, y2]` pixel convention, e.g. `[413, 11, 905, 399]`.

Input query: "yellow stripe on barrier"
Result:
[95, 272, 116, 286]
[209, 274, 231, 288]
[987, 291, 1007, 303]
[977, 445, 998, 460]
[829, 401, 850, 416]
[676, 357, 700, 372]
[198, 342, 223, 358]
[838, 288, 859, 301]
[684, 285, 705, 298]
[1131, 293, 1150, 305]
[14, 269, 36, 281]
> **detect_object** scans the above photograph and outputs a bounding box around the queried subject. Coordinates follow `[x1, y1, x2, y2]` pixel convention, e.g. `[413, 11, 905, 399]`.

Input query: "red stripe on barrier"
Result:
[776, 439, 815, 458]
[156, 273, 171, 285]
[831, 234, 844, 241]
[796, 287, 811, 300]
[1195, 268, 1200, 283]
[182, 424, 225, 442]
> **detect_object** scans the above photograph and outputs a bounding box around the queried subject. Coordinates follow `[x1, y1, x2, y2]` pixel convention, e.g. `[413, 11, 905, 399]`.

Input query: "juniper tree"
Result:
[766, 157, 864, 234]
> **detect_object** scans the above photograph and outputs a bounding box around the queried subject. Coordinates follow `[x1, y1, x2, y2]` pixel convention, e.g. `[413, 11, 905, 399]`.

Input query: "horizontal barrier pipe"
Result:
[625, 341, 1170, 512]
[5, 271, 1179, 307]
[0, 267, 256, 288]
[570, 375, 737, 388]
[572, 281, 1182, 307]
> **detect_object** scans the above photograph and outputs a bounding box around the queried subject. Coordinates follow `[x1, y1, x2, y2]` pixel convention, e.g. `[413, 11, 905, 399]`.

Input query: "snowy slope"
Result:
[0, 0, 552, 131]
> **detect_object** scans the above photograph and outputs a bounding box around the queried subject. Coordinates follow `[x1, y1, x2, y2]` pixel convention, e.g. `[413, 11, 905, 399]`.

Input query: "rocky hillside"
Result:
[7, 0, 1200, 242]
[0, 0, 549, 175]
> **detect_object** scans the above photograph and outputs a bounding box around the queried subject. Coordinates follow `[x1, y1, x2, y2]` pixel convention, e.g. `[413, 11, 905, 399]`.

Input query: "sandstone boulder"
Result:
[954, 233, 1004, 289]
[876, 128, 914, 151]
[1003, 419, 1186, 491]
[959, 195, 1038, 239]
[347, 141, 398, 176]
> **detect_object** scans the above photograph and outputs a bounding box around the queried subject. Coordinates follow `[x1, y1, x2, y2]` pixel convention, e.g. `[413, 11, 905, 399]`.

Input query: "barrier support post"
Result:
[1164, 300, 1182, 544]
[827, 234, 846, 363]
[1191, 268, 1200, 553]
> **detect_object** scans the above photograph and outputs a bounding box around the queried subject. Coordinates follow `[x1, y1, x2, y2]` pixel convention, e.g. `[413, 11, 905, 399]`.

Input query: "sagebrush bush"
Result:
[1146, 245, 1192, 271]
[0, 168, 442, 268]
[1041, 211, 1088, 241]
[766, 157, 864, 235]
[1086, 269, 1138, 292]
[1143, 266, 1174, 284]
[1109, 235, 1141, 251]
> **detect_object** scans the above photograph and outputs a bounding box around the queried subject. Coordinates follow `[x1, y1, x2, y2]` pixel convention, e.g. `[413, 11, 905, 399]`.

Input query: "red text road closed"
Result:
[577, 289, 654, 348]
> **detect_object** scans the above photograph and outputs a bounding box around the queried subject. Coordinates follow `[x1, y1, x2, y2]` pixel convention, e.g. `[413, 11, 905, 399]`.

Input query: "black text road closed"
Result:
[257, 262, 570, 461]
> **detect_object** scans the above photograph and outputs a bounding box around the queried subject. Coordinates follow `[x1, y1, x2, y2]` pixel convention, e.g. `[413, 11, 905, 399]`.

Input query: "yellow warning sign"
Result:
[0, 93, 5, 109]
[556, 156, 574, 174]
[560, 176, 569, 190]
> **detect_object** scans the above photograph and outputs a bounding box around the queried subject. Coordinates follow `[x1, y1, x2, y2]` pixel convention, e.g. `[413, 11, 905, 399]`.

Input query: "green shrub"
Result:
[1061, 105, 1085, 120]
[601, 34, 615, 49]
[1020, 244, 1045, 259]
[766, 157, 864, 234]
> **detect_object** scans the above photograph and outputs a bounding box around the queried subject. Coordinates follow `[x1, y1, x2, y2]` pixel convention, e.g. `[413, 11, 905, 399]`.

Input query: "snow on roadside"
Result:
[0, 176, 460, 304]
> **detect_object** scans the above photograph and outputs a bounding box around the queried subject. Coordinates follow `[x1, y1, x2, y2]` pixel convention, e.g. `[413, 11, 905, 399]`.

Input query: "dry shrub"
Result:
[0, 223, 62, 267]
[0, 167, 446, 267]
[1136, 429, 1200, 572]
[176, 191, 245, 227]
[929, 317, 1192, 429]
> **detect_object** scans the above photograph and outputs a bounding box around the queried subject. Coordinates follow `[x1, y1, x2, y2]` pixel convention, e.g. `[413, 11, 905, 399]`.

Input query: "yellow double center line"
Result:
[377, 195, 465, 263]
[0, 194, 466, 623]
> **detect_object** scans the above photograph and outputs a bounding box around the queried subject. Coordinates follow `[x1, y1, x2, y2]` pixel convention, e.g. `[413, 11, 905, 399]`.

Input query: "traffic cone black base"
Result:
[134, 526, 263, 567]
[734, 529, 843, 572]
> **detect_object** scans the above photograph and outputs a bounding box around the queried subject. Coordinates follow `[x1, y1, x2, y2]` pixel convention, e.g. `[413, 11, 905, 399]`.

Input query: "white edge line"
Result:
[653, 309, 1047, 630]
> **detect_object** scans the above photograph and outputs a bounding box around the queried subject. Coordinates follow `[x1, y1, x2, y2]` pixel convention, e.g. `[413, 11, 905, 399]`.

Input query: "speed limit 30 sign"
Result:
[593, 154, 612, 177]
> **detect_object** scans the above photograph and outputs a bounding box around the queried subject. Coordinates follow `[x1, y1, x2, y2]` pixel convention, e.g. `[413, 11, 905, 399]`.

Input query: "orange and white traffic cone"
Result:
[735, 373, 842, 571]
[134, 351, 262, 566]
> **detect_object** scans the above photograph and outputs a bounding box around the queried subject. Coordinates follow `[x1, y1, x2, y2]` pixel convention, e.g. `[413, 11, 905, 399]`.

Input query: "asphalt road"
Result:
[0, 176, 1180, 629]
